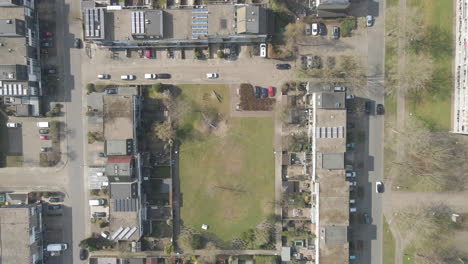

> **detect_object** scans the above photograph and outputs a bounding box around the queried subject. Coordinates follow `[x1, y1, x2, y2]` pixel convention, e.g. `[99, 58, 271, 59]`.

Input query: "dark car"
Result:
[41, 41, 53, 48]
[276, 64, 291, 70]
[347, 123, 355, 129]
[48, 204, 62, 210]
[105, 88, 117, 94]
[363, 213, 371, 224]
[318, 23, 327, 35]
[39, 129, 49, 134]
[74, 38, 82, 48]
[43, 31, 53, 37]
[46, 68, 57, 75]
[157, 73, 171, 79]
[376, 104, 385, 115]
[125, 48, 131, 57]
[49, 197, 61, 203]
[332, 26, 340, 39]
[365, 101, 372, 114]
[92, 212, 106, 218]
[261, 88, 268, 98]
[79, 249, 88, 260]
[253, 86, 261, 98]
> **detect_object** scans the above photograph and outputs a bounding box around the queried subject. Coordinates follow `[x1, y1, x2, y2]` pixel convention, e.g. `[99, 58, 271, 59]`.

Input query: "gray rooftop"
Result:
[0, 204, 42, 264]
[0, 18, 25, 37]
[236, 6, 267, 34]
[84, 8, 106, 40]
[110, 182, 138, 200]
[281, 247, 291, 262]
[322, 225, 348, 244]
[0, 65, 28, 81]
[105, 139, 132, 156]
[319, 152, 344, 170]
[142, 10, 163, 38]
[316, 92, 345, 109]
[0, 0, 21, 7]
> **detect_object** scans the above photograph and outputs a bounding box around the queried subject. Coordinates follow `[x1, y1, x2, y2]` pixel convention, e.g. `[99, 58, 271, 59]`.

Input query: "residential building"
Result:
[103, 92, 145, 242]
[82, 4, 271, 48]
[0, 203, 44, 264]
[0, 0, 42, 116]
[310, 92, 349, 264]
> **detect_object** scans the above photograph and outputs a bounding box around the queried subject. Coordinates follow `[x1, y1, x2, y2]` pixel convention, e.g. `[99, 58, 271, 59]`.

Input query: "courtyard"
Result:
[177, 84, 275, 243]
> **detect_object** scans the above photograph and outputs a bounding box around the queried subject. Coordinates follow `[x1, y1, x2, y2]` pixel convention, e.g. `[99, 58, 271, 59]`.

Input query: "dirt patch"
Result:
[213, 120, 228, 137]
[239, 83, 275, 111]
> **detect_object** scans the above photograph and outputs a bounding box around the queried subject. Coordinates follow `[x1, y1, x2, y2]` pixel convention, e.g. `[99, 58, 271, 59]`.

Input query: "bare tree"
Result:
[152, 121, 175, 142]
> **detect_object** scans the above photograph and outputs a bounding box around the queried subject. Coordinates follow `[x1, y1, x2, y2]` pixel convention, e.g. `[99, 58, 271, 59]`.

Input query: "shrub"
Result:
[164, 243, 174, 254]
[340, 17, 356, 37]
[99, 221, 109, 228]
[79, 237, 114, 251]
[216, 50, 225, 59]
[86, 83, 96, 94]
[178, 232, 203, 250]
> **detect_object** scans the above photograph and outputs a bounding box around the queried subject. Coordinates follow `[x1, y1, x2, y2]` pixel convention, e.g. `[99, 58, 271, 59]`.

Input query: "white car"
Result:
[120, 75, 135, 80]
[97, 74, 110, 79]
[260, 43, 267, 58]
[366, 15, 374, 27]
[144, 73, 157, 79]
[346, 171, 356, 177]
[6, 122, 19, 128]
[312, 23, 318, 36]
[206, 73, 219, 79]
[376, 181, 384, 193]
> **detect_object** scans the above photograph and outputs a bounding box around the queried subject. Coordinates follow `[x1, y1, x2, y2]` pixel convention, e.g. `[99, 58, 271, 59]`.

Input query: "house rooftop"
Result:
[103, 95, 134, 140]
[315, 108, 346, 153]
[105, 139, 132, 156]
[236, 5, 267, 34]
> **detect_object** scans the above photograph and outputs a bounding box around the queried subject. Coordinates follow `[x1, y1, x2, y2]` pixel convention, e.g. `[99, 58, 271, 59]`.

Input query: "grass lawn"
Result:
[6, 155, 23, 167]
[177, 84, 275, 243]
[403, 244, 416, 264]
[407, 0, 453, 131]
[383, 217, 396, 264]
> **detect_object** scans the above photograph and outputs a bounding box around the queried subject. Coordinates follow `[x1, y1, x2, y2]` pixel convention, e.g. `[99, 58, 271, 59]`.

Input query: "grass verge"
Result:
[6, 155, 23, 167]
[383, 217, 396, 264]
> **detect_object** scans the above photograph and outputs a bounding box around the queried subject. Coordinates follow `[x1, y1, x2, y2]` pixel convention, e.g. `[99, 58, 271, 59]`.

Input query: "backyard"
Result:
[177, 84, 275, 244]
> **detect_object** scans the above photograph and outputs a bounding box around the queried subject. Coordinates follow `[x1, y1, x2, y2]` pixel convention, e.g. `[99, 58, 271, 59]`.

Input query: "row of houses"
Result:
[281, 91, 350, 264]
[0, 0, 43, 116]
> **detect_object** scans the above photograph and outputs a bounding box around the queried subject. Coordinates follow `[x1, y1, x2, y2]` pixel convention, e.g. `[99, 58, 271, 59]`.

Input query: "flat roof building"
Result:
[236, 6, 268, 34]
[105, 139, 133, 156]
[0, 0, 42, 116]
[0, 203, 44, 264]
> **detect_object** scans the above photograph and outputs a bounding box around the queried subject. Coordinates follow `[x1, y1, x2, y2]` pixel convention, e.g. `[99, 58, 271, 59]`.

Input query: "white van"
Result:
[120, 75, 135, 80]
[144, 73, 157, 79]
[259, 43, 267, 58]
[37, 122, 49, 128]
[89, 199, 105, 206]
[46, 243, 68, 252]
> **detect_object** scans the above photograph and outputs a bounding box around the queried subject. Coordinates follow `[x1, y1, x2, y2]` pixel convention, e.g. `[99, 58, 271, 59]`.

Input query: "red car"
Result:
[268, 86, 274, 97]
[145, 49, 152, 59]
[39, 135, 50, 140]
[42, 31, 53, 37]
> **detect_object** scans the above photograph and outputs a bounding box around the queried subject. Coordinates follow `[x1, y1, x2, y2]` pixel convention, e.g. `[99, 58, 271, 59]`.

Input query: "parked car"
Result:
[144, 73, 157, 79]
[6, 122, 19, 128]
[268, 86, 274, 97]
[89, 199, 106, 206]
[206, 73, 219, 79]
[376, 181, 384, 193]
[363, 213, 371, 224]
[253, 86, 261, 98]
[49, 197, 61, 203]
[376, 104, 385, 115]
[366, 15, 374, 27]
[145, 49, 152, 59]
[48, 204, 62, 210]
[73, 38, 81, 48]
[332, 26, 340, 39]
[275, 64, 291, 70]
[311, 23, 318, 35]
[120, 75, 135, 80]
[157, 73, 171, 79]
[97, 74, 110, 79]
[42, 31, 53, 37]
[92, 212, 106, 218]
[40, 147, 50, 152]
[305, 24, 311, 35]
[334, 86, 346, 92]
[346, 94, 355, 99]
[365, 101, 372, 114]
[39, 129, 49, 134]
[105, 88, 117, 94]
[125, 48, 131, 57]
[46, 68, 57, 75]
[39, 135, 50, 140]
[318, 23, 327, 35]
[346, 143, 356, 149]
[347, 123, 355, 129]
[101, 231, 110, 239]
[41, 41, 53, 48]
[80, 249, 88, 260]
[260, 88, 268, 98]
[346, 171, 356, 178]
[260, 43, 267, 58]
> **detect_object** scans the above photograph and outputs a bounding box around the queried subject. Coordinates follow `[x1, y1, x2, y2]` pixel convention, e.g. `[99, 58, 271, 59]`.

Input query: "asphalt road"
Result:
[366, 0, 386, 264]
